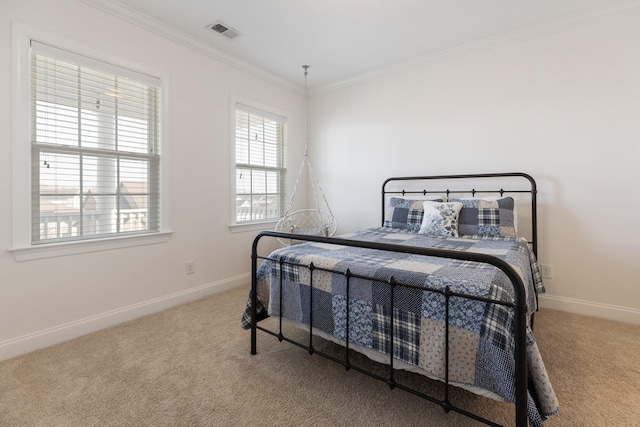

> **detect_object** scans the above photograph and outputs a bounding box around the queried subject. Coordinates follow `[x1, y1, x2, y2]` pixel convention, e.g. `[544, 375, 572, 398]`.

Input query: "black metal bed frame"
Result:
[250, 172, 538, 427]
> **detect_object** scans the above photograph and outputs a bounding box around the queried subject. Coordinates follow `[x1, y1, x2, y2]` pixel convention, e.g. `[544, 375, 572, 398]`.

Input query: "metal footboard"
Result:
[250, 231, 529, 427]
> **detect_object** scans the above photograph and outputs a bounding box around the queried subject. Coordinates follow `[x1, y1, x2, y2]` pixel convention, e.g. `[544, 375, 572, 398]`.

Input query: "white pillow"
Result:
[418, 201, 463, 237]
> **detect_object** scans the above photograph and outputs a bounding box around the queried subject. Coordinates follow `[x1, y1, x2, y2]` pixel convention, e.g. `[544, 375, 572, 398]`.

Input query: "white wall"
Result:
[0, 0, 305, 360]
[309, 11, 640, 323]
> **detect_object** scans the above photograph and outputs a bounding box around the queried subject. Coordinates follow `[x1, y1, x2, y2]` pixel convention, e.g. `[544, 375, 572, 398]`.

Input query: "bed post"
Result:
[381, 179, 389, 227]
[250, 234, 260, 355]
[514, 300, 528, 426]
[519, 172, 538, 257]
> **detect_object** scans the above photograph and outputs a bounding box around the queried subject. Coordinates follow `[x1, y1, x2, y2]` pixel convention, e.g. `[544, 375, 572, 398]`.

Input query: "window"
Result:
[30, 42, 161, 244]
[234, 104, 287, 224]
[10, 24, 170, 260]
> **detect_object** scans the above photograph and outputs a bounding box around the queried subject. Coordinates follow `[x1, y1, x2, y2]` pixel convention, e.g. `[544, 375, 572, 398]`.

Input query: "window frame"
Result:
[10, 22, 172, 261]
[229, 96, 289, 231]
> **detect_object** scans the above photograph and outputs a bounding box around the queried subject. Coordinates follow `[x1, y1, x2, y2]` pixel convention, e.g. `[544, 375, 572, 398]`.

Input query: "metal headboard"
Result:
[381, 172, 538, 256]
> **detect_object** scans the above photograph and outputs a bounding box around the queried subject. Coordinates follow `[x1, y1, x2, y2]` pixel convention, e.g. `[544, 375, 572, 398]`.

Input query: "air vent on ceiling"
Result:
[207, 20, 241, 40]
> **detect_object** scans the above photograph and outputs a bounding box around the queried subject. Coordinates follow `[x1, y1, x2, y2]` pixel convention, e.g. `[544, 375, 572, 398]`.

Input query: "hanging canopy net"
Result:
[275, 66, 337, 246]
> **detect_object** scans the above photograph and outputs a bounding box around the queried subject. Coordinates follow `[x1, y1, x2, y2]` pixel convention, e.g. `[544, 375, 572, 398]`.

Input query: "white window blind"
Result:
[235, 104, 287, 223]
[30, 41, 161, 244]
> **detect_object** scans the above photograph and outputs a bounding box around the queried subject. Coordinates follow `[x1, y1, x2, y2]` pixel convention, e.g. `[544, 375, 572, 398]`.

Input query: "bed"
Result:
[242, 172, 558, 426]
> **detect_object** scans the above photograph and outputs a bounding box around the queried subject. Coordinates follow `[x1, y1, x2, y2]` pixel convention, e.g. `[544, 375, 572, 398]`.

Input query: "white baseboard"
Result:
[538, 294, 640, 325]
[0, 274, 248, 362]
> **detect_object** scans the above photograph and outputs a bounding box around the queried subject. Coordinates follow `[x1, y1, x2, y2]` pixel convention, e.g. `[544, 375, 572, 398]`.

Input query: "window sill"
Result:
[228, 221, 278, 234]
[9, 231, 174, 262]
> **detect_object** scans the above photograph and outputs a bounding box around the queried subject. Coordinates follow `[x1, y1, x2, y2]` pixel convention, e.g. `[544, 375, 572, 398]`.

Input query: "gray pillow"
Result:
[384, 197, 443, 232]
[450, 197, 516, 237]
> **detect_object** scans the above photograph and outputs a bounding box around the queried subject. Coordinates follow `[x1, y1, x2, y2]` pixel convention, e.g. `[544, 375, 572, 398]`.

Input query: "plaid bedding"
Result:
[242, 227, 558, 426]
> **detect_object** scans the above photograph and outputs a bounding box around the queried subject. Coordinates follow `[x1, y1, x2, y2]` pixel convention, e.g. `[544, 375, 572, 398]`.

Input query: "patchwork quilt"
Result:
[242, 227, 558, 426]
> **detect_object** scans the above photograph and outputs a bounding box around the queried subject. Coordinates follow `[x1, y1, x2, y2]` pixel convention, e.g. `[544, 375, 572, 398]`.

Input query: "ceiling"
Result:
[96, 0, 636, 90]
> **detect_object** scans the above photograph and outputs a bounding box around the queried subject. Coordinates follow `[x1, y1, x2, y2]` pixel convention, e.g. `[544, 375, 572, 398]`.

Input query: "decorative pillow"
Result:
[384, 197, 443, 232]
[451, 197, 516, 237]
[418, 201, 463, 237]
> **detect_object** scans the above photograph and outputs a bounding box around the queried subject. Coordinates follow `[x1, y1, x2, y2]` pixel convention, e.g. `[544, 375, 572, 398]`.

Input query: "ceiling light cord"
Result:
[303, 64, 309, 157]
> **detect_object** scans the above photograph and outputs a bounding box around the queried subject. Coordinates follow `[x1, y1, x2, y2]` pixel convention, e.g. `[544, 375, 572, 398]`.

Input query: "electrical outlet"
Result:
[186, 260, 195, 275]
[540, 264, 553, 279]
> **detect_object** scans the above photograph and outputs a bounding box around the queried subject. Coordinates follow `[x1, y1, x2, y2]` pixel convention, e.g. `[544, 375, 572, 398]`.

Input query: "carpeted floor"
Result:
[1, 286, 639, 426]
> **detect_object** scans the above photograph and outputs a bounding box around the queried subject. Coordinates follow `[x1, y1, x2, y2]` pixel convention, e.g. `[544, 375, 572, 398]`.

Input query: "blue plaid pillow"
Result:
[384, 197, 443, 232]
[451, 197, 516, 237]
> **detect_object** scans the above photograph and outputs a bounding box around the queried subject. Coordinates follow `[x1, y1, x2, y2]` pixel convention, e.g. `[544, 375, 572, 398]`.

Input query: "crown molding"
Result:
[80, 0, 302, 93]
[80, 0, 640, 96]
[312, 0, 640, 94]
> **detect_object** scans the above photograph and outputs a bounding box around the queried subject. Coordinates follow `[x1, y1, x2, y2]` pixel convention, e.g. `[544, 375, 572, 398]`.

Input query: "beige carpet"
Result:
[1, 286, 639, 427]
